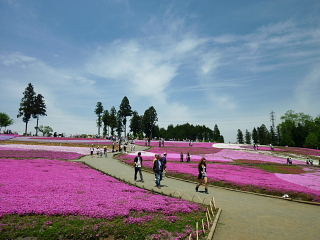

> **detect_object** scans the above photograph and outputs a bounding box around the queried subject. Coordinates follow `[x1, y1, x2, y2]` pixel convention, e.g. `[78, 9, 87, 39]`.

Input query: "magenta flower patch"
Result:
[0, 158, 202, 218]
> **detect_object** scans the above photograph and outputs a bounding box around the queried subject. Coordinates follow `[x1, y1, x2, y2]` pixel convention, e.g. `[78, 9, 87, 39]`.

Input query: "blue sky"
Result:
[1, 0, 320, 142]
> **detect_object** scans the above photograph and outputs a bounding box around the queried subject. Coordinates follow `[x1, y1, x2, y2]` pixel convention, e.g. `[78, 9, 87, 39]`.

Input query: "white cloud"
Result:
[295, 64, 320, 115]
[87, 40, 177, 97]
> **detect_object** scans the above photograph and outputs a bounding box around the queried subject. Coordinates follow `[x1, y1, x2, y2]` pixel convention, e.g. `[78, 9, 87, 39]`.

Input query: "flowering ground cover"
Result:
[0, 134, 18, 141]
[0, 149, 83, 160]
[0, 146, 207, 239]
[281, 147, 320, 157]
[119, 146, 320, 202]
[0, 144, 90, 155]
[12, 136, 113, 145]
[135, 140, 213, 148]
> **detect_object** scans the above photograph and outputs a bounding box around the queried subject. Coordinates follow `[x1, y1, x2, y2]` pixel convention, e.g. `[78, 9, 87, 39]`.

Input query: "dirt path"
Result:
[77, 147, 320, 240]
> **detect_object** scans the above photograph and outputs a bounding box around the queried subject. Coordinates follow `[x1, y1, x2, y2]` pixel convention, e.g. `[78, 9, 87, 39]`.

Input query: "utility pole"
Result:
[270, 111, 275, 129]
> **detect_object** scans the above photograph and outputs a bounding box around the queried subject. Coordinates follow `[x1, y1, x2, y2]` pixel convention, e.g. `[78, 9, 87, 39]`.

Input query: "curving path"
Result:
[77, 146, 320, 240]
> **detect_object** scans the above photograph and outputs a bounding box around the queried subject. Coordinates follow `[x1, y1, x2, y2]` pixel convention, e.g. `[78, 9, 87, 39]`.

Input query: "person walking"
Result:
[112, 142, 115, 152]
[186, 152, 191, 162]
[160, 153, 167, 181]
[134, 152, 144, 182]
[103, 146, 107, 157]
[153, 154, 162, 188]
[196, 157, 208, 194]
[90, 144, 94, 156]
[180, 152, 184, 162]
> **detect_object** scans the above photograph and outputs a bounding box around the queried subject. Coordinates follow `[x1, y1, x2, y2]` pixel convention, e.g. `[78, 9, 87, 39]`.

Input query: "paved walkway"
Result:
[77, 146, 320, 240]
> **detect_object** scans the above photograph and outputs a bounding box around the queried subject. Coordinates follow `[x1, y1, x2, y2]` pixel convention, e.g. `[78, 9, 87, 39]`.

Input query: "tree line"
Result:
[236, 110, 320, 149]
[94, 97, 158, 139]
[95, 97, 224, 142]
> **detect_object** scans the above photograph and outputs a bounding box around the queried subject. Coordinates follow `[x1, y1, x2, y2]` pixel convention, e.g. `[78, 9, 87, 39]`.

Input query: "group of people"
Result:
[90, 144, 108, 157]
[180, 152, 191, 162]
[306, 159, 314, 165]
[133, 152, 208, 193]
[158, 139, 165, 147]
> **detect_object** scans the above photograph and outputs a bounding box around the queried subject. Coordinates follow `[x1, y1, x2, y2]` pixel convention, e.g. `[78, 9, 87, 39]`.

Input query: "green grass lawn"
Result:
[0, 211, 208, 240]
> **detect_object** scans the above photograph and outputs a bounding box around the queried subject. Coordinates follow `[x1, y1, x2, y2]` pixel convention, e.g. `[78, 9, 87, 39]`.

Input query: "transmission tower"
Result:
[270, 111, 275, 129]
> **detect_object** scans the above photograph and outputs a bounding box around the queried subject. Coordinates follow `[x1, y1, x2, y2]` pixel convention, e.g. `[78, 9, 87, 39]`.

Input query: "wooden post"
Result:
[210, 201, 215, 217]
[202, 218, 205, 234]
[212, 196, 216, 209]
[196, 222, 199, 240]
[206, 212, 210, 229]
[207, 208, 212, 221]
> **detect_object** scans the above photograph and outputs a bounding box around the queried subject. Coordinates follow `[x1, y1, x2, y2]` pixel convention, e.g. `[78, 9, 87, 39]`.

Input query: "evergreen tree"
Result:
[130, 111, 142, 138]
[116, 111, 123, 138]
[109, 106, 117, 136]
[237, 129, 244, 144]
[257, 124, 270, 145]
[17, 83, 36, 135]
[102, 110, 110, 137]
[252, 127, 258, 144]
[119, 96, 132, 138]
[245, 129, 251, 144]
[213, 124, 223, 142]
[0, 112, 14, 132]
[94, 102, 104, 137]
[33, 94, 47, 136]
[142, 106, 158, 139]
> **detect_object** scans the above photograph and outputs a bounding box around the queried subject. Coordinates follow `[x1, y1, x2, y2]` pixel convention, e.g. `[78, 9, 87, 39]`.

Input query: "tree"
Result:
[304, 132, 319, 149]
[237, 129, 244, 144]
[0, 112, 14, 132]
[17, 83, 36, 135]
[257, 124, 270, 145]
[213, 124, 224, 142]
[130, 111, 142, 138]
[116, 111, 123, 138]
[38, 125, 53, 137]
[33, 94, 47, 136]
[109, 106, 117, 136]
[142, 106, 158, 139]
[119, 96, 132, 138]
[102, 110, 110, 137]
[95, 102, 104, 137]
[245, 129, 251, 144]
[252, 127, 258, 144]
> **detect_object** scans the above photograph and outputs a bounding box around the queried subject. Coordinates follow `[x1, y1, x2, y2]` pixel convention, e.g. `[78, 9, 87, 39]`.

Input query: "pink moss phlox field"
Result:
[121, 150, 320, 200]
[13, 136, 113, 145]
[242, 145, 284, 152]
[0, 144, 90, 155]
[0, 158, 202, 218]
[135, 140, 213, 148]
[125, 215, 154, 224]
[0, 134, 19, 141]
[161, 162, 320, 199]
[126, 147, 294, 164]
[0, 149, 83, 160]
[284, 147, 320, 157]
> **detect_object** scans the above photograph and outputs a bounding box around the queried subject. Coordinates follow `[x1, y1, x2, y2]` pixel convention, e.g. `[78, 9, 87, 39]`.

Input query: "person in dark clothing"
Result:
[153, 154, 162, 188]
[160, 153, 167, 181]
[196, 157, 208, 194]
[180, 152, 184, 162]
[186, 152, 191, 162]
[90, 144, 94, 156]
[134, 152, 144, 182]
